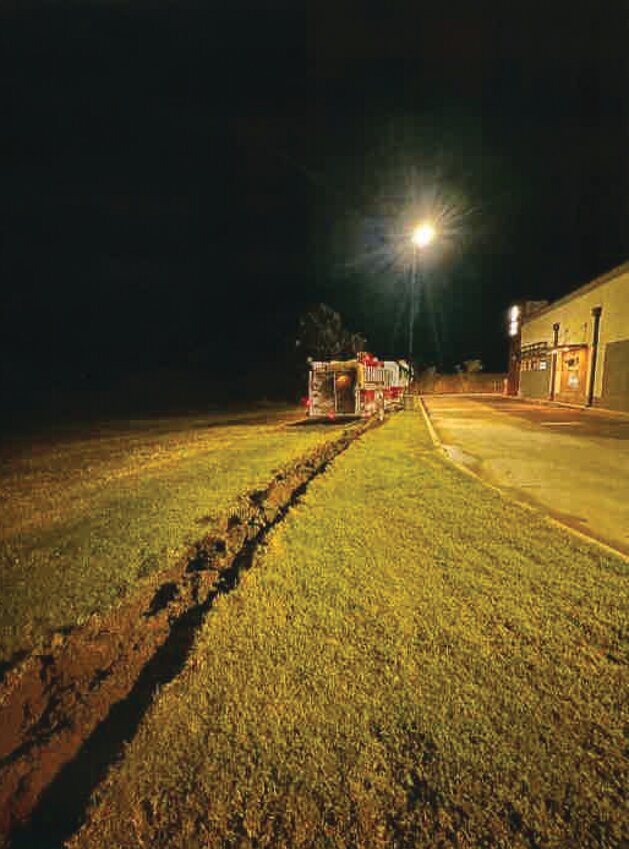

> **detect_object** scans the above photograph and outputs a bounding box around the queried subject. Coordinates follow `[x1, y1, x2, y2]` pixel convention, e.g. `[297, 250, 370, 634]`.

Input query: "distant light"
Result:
[509, 305, 520, 322]
[508, 321, 519, 337]
[411, 222, 436, 249]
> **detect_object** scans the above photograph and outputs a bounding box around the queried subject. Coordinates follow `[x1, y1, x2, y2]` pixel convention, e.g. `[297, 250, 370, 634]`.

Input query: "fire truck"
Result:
[382, 360, 411, 410]
[307, 353, 410, 419]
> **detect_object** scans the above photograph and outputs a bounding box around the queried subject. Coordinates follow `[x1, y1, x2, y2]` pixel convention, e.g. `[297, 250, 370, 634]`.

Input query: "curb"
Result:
[515, 395, 629, 420]
[418, 396, 629, 564]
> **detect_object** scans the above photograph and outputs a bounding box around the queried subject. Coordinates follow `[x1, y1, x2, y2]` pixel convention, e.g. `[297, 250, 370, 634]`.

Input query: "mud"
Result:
[0, 418, 377, 846]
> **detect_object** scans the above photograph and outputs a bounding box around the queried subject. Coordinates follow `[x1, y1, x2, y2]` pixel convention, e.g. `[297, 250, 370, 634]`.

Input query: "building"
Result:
[513, 262, 629, 411]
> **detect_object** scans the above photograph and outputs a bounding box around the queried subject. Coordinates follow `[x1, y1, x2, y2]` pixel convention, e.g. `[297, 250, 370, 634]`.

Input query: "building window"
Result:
[522, 356, 549, 371]
[520, 341, 550, 373]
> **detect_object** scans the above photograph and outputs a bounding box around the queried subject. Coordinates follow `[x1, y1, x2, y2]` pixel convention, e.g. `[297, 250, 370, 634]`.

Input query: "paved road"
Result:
[423, 395, 629, 556]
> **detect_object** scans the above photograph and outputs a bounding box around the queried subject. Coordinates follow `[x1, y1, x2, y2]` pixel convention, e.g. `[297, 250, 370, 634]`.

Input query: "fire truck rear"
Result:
[308, 354, 409, 419]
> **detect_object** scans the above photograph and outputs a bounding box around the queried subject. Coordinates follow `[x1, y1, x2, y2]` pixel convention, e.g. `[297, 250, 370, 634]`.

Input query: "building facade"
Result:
[517, 262, 629, 411]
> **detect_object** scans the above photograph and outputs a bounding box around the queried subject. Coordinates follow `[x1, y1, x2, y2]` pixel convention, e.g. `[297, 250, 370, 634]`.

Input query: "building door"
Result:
[556, 347, 588, 404]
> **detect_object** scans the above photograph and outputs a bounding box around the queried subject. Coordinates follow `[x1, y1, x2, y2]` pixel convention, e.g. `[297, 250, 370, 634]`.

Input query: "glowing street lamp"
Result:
[411, 222, 436, 249]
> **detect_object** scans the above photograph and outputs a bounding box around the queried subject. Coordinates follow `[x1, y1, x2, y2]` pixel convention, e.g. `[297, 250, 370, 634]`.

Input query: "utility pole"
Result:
[408, 247, 416, 366]
[408, 222, 436, 386]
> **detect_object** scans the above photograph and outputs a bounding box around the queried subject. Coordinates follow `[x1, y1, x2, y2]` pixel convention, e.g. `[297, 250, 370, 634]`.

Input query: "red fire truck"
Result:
[307, 353, 410, 419]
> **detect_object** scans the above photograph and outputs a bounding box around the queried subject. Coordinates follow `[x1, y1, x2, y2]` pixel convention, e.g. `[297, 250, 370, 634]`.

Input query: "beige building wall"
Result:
[519, 263, 629, 409]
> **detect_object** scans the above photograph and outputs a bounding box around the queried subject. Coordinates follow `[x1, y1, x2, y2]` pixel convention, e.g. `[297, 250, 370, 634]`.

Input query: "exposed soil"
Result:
[0, 417, 377, 847]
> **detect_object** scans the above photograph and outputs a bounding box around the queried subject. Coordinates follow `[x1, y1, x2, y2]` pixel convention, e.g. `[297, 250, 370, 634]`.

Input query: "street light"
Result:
[408, 221, 436, 373]
[411, 222, 436, 249]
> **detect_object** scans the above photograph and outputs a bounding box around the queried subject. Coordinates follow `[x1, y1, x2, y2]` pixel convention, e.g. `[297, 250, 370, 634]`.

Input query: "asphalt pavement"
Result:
[423, 395, 629, 556]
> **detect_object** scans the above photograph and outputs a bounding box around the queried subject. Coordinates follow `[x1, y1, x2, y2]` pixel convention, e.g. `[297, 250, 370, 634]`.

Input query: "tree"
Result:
[463, 359, 484, 373]
[295, 304, 367, 361]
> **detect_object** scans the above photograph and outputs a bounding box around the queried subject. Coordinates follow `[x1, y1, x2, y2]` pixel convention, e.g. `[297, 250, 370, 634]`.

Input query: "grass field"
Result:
[69, 411, 628, 849]
[0, 408, 350, 664]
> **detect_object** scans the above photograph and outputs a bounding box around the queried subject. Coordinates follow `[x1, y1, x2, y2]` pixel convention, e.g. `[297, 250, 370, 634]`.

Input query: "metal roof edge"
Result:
[521, 260, 629, 324]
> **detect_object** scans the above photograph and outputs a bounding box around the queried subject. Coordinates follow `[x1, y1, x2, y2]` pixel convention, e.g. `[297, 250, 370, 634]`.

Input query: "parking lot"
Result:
[423, 395, 629, 556]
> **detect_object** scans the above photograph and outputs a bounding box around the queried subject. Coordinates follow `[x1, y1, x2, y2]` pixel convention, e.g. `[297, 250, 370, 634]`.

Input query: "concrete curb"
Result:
[515, 395, 629, 420]
[418, 395, 629, 564]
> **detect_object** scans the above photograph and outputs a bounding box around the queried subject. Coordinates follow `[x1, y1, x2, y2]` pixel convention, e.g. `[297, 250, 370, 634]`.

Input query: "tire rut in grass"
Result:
[1, 418, 378, 848]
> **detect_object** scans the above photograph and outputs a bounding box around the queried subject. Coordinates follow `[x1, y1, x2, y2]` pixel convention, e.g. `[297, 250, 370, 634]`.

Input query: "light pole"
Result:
[408, 222, 436, 377]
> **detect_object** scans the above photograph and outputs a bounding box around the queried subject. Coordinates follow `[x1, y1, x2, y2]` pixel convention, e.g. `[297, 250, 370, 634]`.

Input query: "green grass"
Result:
[69, 412, 628, 849]
[0, 408, 350, 663]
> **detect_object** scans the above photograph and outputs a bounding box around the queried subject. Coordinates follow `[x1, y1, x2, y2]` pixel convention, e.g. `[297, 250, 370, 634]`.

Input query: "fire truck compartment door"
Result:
[311, 371, 335, 414]
[334, 371, 357, 414]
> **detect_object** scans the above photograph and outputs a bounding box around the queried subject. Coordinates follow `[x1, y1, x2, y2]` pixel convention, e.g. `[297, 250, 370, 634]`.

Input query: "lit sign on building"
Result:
[508, 304, 521, 337]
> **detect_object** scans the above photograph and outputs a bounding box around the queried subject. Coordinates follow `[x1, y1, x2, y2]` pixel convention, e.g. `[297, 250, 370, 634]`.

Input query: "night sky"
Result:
[2, 0, 627, 419]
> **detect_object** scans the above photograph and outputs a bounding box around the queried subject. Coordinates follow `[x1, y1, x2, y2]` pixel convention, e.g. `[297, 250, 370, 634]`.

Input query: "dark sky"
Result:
[2, 0, 627, 414]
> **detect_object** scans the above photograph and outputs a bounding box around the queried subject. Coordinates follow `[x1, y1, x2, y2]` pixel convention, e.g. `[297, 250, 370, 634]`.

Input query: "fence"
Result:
[411, 373, 507, 395]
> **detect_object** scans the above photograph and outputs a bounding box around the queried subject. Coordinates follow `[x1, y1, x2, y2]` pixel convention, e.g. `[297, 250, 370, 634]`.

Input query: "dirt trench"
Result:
[0, 418, 377, 847]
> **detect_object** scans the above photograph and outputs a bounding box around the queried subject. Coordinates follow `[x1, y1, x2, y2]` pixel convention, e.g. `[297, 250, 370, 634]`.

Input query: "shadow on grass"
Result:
[289, 416, 361, 427]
